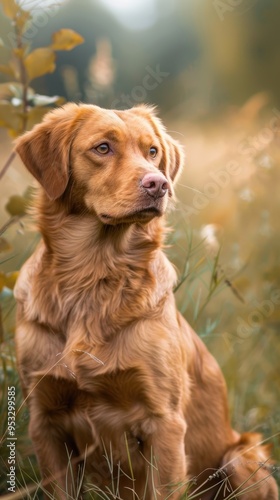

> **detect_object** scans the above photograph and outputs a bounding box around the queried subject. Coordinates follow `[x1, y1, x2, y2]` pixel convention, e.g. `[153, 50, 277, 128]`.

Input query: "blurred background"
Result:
[0, 0, 279, 493]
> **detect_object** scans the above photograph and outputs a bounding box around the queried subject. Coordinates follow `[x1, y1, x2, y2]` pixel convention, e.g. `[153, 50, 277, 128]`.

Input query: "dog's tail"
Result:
[219, 432, 278, 499]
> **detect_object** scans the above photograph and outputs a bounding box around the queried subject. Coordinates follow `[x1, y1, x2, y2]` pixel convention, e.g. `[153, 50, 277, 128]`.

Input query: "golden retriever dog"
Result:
[14, 103, 278, 500]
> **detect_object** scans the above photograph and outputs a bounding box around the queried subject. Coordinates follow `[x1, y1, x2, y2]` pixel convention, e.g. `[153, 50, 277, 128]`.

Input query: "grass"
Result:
[0, 230, 279, 498]
[0, 105, 279, 498]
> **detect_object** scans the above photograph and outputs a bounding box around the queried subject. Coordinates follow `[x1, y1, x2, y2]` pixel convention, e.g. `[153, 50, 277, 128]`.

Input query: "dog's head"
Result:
[15, 103, 184, 225]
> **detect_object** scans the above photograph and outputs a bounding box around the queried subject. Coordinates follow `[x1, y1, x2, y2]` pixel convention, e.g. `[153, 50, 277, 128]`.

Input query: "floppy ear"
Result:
[15, 103, 82, 200]
[163, 135, 184, 184]
[137, 106, 185, 185]
[129, 105, 184, 184]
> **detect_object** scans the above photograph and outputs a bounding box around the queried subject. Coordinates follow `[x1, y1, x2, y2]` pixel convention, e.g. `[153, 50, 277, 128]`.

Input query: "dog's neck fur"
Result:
[29, 191, 177, 338]
[36, 191, 165, 279]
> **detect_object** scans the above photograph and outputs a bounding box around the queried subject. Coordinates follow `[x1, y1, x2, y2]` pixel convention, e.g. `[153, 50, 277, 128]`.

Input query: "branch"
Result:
[0, 215, 23, 237]
[0, 150, 16, 181]
[16, 24, 28, 132]
[0, 306, 3, 344]
[0, 20, 28, 180]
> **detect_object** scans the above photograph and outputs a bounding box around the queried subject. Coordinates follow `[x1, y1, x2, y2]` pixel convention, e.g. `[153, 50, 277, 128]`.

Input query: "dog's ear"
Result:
[129, 105, 184, 185]
[163, 135, 184, 184]
[15, 103, 82, 200]
[136, 107, 184, 185]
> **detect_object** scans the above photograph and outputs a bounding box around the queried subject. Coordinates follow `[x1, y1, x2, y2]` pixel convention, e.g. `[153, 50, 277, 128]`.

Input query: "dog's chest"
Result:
[46, 367, 163, 458]
[52, 334, 181, 432]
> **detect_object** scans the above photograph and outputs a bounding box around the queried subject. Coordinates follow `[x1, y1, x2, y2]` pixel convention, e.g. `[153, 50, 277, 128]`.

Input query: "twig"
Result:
[0, 150, 16, 181]
[15, 19, 29, 133]
[0, 15, 29, 182]
[0, 215, 23, 236]
[0, 306, 3, 344]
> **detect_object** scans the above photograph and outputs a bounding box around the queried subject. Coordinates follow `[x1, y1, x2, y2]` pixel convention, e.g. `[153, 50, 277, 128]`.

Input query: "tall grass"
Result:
[0, 226, 279, 498]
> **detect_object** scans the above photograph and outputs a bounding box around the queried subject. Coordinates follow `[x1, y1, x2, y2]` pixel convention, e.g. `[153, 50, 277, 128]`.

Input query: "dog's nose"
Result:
[141, 173, 169, 199]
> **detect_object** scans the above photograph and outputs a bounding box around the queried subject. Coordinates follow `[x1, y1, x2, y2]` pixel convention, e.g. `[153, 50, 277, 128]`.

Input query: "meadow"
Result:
[0, 97, 279, 497]
[0, 0, 279, 497]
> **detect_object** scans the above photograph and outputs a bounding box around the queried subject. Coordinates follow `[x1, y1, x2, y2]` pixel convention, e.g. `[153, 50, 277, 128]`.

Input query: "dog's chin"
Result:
[99, 207, 163, 225]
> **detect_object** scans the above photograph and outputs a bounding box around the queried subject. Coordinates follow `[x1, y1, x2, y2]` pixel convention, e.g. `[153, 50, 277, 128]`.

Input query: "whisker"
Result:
[177, 183, 203, 194]
[167, 129, 185, 138]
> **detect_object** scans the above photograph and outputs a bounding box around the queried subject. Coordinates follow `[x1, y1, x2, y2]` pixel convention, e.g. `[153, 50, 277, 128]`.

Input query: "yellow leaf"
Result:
[0, 102, 21, 130]
[0, 64, 15, 77]
[0, 237, 12, 253]
[51, 29, 84, 51]
[5, 195, 27, 216]
[25, 48, 56, 82]
[8, 128, 21, 138]
[0, 83, 15, 99]
[13, 47, 26, 59]
[0, 272, 6, 292]
[0, 82, 33, 100]
[5, 272, 19, 290]
[26, 97, 65, 129]
[27, 106, 50, 129]
[16, 9, 31, 30]
[0, 271, 19, 291]
[0, 0, 20, 18]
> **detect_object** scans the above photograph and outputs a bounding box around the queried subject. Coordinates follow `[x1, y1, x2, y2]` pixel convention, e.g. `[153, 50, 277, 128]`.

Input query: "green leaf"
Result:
[5, 195, 27, 216]
[25, 48, 56, 81]
[51, 29, 84, 51]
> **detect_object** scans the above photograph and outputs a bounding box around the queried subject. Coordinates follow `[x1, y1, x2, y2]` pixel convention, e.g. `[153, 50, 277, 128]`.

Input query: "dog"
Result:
[14, 103, 278, 499]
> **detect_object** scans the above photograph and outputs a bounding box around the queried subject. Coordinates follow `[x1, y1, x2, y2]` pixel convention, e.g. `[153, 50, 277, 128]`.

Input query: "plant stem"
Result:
[0, 19, 28, 181]
[0, 215, 22, 236]
[0, 150, 16, 181]
[0, 306, 3, 344]
[15, 23, 28, 133]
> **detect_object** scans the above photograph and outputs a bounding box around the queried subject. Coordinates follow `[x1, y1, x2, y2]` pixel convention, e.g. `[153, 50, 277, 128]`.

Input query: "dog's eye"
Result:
[149, 146, 157, 158]
[95, 143, 110, 155]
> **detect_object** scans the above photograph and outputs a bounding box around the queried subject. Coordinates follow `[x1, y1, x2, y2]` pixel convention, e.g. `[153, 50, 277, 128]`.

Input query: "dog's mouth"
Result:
[100, 206, 162, 225]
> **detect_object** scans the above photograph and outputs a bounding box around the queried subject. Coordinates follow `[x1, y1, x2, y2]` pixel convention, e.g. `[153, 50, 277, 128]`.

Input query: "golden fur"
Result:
[14, 103, 278, 499]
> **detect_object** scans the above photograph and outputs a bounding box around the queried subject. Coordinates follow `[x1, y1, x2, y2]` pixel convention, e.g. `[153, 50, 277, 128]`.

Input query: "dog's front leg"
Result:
[27, 376, 84, 500]
[29, 412, 82, 500]
[144, 414, 187, 499]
